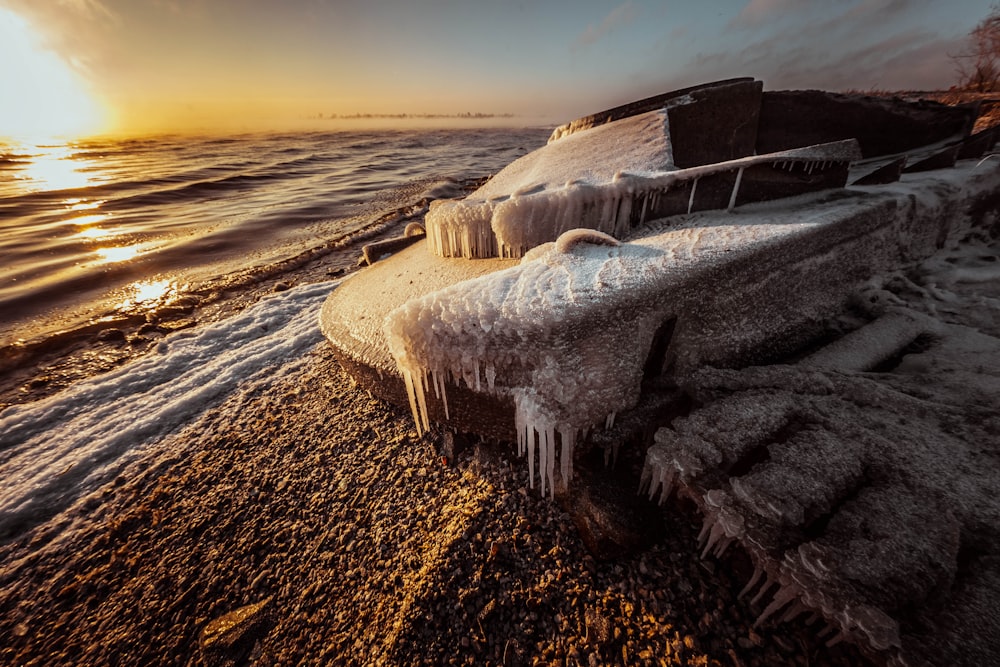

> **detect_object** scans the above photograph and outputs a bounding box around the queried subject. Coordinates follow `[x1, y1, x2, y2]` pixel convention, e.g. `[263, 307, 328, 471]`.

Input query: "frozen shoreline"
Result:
[0, 223, 996, 664]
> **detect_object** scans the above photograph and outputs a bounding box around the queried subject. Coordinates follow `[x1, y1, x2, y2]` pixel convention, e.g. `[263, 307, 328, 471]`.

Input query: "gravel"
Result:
[0, 344, 876, 666]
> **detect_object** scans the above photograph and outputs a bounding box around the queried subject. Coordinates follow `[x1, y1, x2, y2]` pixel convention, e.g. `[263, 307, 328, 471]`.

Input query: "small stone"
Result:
[97, 328, 127, 343]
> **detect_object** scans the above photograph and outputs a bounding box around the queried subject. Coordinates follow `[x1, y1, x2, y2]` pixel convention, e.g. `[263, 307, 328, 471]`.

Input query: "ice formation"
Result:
[636, 227, 1000, 665]
[374, 154, 1000, 497]
[0, 280, 335, 540]
[425, 126, 860, 260]
[384, 233, 667, 496]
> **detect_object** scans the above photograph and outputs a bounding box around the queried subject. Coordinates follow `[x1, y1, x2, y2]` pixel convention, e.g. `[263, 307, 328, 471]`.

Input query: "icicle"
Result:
[438, 371, 450, 420]
[605, 412, 616, 429]
[754, 585, 799, 628]
[825, 631, 846, 647]
[738, 565, 765, 599]
[538, 427, 549, 496]
[528, 429, 536, 490]
[701, 521, 727, 559]
[780, 601, 808, 624]
[474, 360, 481, 392]
[515, 405, 525, 457]
[713, 536, 733, 558]
[402, 368, 423, 436]
[750, 577, 776, 606]
[697, 516, 714, 550]
[727, 167, 744, 211]
[638, 466, 652, 495]
[485, 362, 496, 391]
[687, 177, 698, 214]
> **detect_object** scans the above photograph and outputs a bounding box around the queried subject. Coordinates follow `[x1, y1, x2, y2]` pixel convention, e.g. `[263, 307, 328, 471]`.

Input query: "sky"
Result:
[0, 0, 996, 137]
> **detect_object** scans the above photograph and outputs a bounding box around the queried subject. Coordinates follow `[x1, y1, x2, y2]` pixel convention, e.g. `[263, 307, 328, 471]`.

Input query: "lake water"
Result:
[0, 127, 551, 349]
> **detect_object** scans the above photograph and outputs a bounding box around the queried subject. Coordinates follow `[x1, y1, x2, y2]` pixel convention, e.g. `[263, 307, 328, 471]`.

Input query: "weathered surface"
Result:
[903, 144, 961, 173]
[851, 157, 906, 186]
[361, 232, 425, 266]
[548, 77, 759, 155]
[641, 236, 1000, 666]
[957, 126, 998, 159]
[756, 91, 976, 158]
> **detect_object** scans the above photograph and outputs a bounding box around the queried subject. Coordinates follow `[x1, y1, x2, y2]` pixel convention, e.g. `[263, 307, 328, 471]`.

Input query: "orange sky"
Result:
[0, 0, 995, 139]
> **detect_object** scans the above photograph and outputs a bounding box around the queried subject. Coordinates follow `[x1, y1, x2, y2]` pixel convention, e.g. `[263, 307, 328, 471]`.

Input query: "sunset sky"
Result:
[1, 0, 996, 138]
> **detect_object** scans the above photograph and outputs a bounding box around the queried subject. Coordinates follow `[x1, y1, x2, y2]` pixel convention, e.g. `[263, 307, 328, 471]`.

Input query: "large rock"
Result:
[756, 90, 977, 158]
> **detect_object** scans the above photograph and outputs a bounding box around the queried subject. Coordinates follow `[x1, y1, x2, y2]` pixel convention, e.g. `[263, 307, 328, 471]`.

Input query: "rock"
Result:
[97, 328, 127, 343]
[756, 90, 976, 158]
[200, 597, 273, 667]
[560, 468, 663, 560]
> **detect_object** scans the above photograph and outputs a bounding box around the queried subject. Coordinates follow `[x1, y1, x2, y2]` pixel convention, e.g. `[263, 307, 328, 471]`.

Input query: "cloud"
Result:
[735, 0, 811, 26]
[573, 2, 637, 50]
[634, 0, 966, 95]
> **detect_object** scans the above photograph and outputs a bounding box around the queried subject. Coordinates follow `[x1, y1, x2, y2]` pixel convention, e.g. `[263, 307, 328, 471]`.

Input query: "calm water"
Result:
[0, 127, 550, 347]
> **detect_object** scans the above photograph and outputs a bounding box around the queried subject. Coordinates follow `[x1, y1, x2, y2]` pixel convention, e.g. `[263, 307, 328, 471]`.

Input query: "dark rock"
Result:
[903, 143, 961, 173]
[200, 597, 273, 667]
[362, 234, 425, 266]
[97, 328, 127, 343]
[851, 157, 907, 186]
[440, 429, 470, 464]
[757, 91, 976, 158]
[549, 78, 760, 167]
[273, 282, 291, 292]
[958, 126, 998, 160]
[560, 468, 663, 560]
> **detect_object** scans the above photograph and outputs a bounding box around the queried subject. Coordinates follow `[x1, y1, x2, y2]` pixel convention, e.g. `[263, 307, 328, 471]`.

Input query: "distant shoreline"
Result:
[311, 112, 516, 120]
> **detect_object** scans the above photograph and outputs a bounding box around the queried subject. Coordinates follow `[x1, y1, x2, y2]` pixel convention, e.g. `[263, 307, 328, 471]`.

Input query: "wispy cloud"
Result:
[573, 2, 638, 50]
[734, 0, 811, 26]
[653, 0, 958, 89]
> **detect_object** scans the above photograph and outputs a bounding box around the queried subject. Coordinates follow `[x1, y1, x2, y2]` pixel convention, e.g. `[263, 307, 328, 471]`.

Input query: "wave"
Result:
[0, 280, 335, 543]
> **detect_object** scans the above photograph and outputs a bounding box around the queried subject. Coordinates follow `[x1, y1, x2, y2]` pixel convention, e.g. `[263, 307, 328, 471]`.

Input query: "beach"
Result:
[0, 335, 876, 666]
[1, 124, 998, 666]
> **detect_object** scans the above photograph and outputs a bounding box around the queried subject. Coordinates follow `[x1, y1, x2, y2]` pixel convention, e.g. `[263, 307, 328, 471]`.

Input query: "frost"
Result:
[425, 112, 860, 259]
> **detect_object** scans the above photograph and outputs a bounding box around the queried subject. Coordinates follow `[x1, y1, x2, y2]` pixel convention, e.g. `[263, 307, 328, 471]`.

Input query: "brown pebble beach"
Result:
[0, 339, 877, 666]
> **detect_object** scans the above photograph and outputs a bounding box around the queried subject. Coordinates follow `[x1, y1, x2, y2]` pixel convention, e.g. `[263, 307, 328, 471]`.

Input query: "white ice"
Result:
[425, 103, 860, 260]
[387, 157, 1000, 496]
[0, 280, 337, 541]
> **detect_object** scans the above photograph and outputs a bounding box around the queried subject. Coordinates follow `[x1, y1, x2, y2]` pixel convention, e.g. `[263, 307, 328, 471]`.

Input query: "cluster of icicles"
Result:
[425, 145, 858, 260]
[397, 359, 618, 498]
[400, 363, 615, 497]
[640, 448, 901, 655]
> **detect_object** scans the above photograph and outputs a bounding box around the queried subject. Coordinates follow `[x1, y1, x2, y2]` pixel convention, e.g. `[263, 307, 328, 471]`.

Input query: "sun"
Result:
[0, 8, 105, 141]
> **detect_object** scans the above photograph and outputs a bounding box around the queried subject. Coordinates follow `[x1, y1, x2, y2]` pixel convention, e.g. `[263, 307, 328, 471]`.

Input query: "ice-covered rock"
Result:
[640, 269, 1000, 665]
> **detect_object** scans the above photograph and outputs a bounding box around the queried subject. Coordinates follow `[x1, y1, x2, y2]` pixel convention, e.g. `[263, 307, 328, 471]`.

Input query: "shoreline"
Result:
[0, 342, 875, 666]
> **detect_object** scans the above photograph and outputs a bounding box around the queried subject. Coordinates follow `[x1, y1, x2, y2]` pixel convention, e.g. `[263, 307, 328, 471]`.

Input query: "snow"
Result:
[0, 280, 336, 539]
[425, 111, 861, 260]
[383, 157, 1000, 496]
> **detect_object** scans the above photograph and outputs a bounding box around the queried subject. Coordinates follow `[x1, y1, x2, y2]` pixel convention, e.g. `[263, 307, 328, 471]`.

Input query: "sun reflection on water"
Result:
[95, 245, 142, 263]
[64, 198, 105, 211]
[14, 144, 101, 193]
[118, 278, 183, 311]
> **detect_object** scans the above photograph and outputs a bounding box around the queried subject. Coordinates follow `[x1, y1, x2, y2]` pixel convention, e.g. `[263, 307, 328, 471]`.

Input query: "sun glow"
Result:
[0, 9, 106, 141]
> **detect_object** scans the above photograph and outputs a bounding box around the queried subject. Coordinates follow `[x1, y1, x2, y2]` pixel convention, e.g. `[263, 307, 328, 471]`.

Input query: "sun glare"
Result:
[0, 9, 105, 141]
